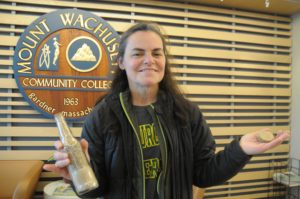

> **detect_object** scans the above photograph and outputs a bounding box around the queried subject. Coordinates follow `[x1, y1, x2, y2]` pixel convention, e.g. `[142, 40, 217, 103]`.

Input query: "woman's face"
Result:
[118, 31, 166, 91]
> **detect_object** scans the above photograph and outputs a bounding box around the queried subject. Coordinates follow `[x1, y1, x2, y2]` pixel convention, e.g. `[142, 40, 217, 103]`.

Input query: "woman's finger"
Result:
[54, 140, 64, 150]
[55, 158, 70, 168]
[53, 150, 68, 161]
[260, 131, 290, 151]
[43, 164, 71, 180]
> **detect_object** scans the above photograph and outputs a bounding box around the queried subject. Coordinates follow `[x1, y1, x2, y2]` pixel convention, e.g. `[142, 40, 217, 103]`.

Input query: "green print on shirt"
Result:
[139, 123, 159, 148]
[144, 158, 160, 179]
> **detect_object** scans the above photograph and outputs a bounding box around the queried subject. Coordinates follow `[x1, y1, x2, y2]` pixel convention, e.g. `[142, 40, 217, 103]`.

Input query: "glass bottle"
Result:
[54, 112, 99, 195]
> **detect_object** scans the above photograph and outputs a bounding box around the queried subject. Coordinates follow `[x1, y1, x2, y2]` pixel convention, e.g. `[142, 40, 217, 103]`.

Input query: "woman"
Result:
[44, 22, 290, 199]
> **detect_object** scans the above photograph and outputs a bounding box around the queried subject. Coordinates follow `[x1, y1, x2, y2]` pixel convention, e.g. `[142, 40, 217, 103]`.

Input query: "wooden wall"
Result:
[0, 0, 291, 198]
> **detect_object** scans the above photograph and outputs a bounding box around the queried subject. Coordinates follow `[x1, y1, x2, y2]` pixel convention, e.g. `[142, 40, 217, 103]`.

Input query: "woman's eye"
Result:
[153, 53, 162, 57]
[132, 53, 141, 57]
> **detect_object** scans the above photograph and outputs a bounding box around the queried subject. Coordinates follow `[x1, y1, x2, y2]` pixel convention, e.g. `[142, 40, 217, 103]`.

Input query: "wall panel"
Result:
[0, 0, 291, 198]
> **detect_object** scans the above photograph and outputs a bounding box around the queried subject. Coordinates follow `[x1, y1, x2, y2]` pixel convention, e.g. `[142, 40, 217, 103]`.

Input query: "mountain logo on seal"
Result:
[67, 36, 101, 72]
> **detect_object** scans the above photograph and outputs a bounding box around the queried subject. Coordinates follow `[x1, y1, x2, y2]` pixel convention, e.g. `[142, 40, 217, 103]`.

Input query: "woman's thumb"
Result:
[80, 139, 90, 161]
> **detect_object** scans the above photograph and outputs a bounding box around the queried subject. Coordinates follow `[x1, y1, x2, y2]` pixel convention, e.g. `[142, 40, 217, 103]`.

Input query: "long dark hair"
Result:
[108, 22, 190, 125]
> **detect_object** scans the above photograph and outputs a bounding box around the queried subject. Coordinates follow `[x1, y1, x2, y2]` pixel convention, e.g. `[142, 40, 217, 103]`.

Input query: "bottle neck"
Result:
[54, 113, 75, 144]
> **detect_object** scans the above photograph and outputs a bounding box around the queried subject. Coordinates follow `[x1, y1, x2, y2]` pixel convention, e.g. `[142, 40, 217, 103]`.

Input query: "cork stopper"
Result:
[257, 131, 275, 143]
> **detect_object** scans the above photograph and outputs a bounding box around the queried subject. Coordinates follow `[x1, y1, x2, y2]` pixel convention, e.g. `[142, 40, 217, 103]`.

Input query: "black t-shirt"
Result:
[133, 105, 161, 199]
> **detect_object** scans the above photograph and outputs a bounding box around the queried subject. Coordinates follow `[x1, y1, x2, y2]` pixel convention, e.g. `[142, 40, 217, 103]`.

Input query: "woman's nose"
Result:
[144, 53, 154, 65]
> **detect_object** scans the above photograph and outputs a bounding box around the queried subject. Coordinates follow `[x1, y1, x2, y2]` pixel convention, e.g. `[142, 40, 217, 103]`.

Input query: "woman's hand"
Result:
[239, 128, 290, 155]
[43, 139, 89, 181]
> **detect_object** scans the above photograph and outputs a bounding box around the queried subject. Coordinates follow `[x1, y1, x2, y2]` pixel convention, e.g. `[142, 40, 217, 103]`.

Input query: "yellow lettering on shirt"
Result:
[139, 123, 159, 148]
[144, 158, 160, 179]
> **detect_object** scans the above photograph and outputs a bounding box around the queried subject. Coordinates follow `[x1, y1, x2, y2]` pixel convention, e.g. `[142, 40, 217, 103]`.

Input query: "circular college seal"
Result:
[13, 9, 120, 121]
